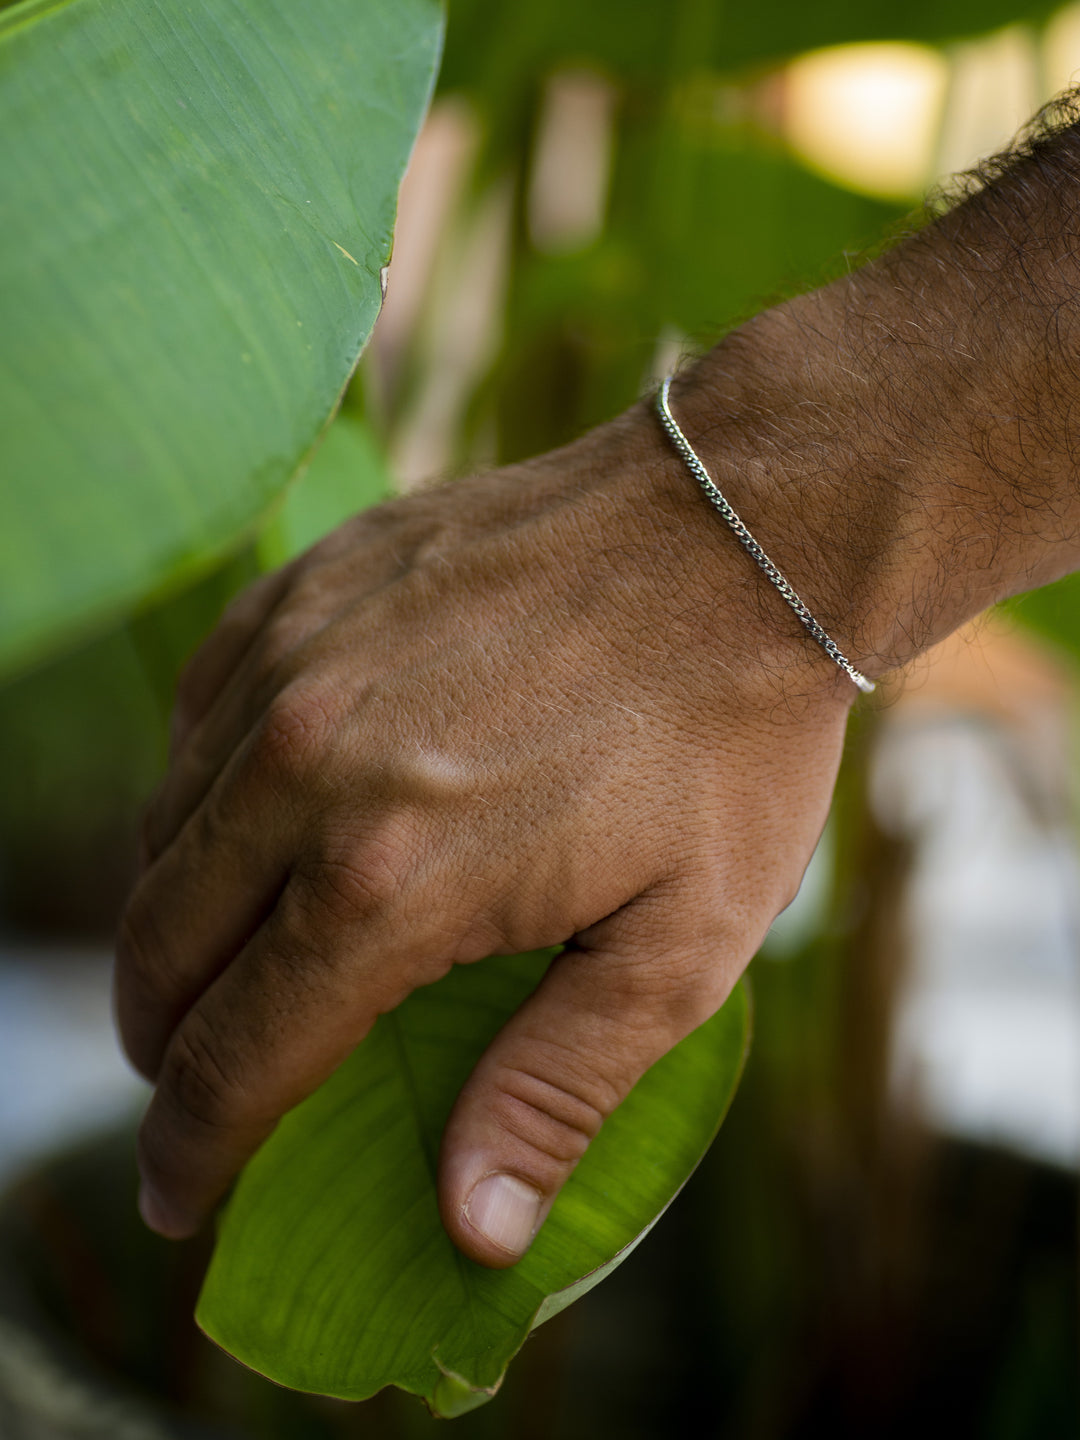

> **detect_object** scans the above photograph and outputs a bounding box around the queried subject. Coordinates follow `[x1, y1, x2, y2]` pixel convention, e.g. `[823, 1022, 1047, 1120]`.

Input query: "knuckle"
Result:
[633, 898, 758, 1024]
[301, 815, 422, 925]
[583, 953, 713, 1047]
[159, 1020, 245, 1137]
[251, 684, 343, 781]
[257, 611, 313, 671]
[642, 956, 735, 1036]
[305, 854, 390, 924]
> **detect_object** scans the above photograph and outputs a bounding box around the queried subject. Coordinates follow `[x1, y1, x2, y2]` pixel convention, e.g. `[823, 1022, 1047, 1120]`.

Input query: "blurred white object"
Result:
[528, 69, 616, 253]
[1044, 1, 1080, 96]
[874, 629, 1080, 1171]
[0, 946, 146, 1188]
[783, 41, 948, 199]
[933, 25, 1040, 182]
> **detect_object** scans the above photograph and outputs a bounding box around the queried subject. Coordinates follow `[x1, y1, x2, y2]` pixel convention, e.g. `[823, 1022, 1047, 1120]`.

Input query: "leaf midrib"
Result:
[382, 1007, 487, 1375]
[383, 1009, 438, 1184]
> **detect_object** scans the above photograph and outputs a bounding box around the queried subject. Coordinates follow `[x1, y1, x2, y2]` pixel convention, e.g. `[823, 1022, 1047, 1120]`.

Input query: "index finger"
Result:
[135, 850, 458, 1239]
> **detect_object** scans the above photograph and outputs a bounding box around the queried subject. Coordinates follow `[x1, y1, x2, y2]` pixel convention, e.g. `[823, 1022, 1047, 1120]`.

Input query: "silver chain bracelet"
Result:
[656, 375, 875, 695]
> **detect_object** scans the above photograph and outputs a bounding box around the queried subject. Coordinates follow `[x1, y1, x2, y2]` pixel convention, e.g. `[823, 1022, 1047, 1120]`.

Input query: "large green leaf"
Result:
[0, 0, 442, 680]
[197, 952, 749, 1416]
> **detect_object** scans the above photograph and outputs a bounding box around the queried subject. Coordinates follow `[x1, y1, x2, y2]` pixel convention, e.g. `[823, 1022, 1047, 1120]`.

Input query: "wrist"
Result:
[656, 373, 875, 694]
[661, 300, 913, 683]
[674, 268, 1080, 679]
[547, 382, 863, 713]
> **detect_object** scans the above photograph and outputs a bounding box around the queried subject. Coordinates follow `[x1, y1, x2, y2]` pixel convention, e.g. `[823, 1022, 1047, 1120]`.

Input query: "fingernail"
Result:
[463, 1173, 542, 1257]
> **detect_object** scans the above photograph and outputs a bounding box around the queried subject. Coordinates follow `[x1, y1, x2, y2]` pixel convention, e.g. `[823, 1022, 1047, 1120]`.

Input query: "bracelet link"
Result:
[656, 375, 875, 695]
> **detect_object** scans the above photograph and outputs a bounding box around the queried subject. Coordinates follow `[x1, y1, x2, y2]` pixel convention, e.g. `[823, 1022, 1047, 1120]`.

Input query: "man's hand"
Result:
[115, 397, 854, 1266]
[118, 97, 1080, 1266]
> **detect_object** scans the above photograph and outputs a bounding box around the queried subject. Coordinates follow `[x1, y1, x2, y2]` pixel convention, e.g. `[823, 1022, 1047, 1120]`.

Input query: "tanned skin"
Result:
[117, 100, 1080, 1267]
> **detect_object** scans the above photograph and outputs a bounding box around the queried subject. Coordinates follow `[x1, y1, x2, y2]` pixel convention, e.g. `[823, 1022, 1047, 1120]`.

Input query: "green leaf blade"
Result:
[196, 952, 749, 1414]
[0, 0, 442, 679]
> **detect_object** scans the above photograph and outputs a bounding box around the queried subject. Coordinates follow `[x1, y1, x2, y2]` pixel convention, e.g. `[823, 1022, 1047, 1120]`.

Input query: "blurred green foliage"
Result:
[440, 0, 1057, 121]
[1005, 569, 1080, 656]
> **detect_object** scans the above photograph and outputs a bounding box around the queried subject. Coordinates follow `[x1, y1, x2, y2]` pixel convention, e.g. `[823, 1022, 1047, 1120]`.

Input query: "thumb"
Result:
[437, 891, 738, 1268]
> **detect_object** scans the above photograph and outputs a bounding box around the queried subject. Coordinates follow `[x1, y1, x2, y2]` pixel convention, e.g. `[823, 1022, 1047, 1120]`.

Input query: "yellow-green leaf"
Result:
[197, 952, 749, 1415]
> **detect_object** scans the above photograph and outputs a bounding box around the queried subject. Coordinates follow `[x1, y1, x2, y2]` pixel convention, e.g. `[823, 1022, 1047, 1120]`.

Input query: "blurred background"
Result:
[1, 0, 1078, 1434]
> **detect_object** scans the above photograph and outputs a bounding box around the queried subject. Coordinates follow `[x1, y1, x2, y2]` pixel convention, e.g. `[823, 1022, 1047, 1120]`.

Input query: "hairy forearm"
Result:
[672, 99, 1080, 680]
